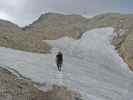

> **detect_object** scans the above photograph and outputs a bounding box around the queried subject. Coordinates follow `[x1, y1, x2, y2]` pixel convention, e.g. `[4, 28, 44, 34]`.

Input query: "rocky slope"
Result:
[24, 13, 88, 39]
[0, 19, 50, 53]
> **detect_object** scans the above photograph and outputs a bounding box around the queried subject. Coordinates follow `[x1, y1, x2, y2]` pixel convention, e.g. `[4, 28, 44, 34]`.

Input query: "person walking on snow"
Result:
[56, 51, 63, 72]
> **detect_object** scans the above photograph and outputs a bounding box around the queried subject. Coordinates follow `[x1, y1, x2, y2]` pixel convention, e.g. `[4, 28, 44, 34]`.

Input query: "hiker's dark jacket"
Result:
[56, 52, 63, 64]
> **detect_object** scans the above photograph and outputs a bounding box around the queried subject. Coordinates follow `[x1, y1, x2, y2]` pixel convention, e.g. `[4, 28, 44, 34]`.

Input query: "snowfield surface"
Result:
[0, 27, 133, 100]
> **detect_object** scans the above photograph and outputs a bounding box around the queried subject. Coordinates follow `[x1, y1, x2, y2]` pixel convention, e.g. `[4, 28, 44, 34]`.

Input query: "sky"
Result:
[0, 0, 133, 27]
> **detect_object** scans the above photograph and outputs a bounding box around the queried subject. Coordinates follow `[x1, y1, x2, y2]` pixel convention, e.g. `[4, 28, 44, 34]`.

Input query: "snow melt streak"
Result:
[0, 28, 133, 100]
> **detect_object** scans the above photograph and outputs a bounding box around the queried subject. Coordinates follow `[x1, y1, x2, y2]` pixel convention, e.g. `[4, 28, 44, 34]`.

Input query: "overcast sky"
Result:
[0, 0, 133, 27]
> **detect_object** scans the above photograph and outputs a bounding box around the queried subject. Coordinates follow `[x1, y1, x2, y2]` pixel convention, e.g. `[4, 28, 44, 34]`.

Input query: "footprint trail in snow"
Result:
[56, 71, 64, 85]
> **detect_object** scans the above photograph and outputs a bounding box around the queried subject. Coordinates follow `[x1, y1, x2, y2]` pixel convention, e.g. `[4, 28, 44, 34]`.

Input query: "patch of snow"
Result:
[0, 27, 133, 100]
[82, 15, 93, 18]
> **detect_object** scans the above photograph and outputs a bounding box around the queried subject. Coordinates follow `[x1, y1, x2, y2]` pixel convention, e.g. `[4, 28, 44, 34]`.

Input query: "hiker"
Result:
[56, 51, 63, 72]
